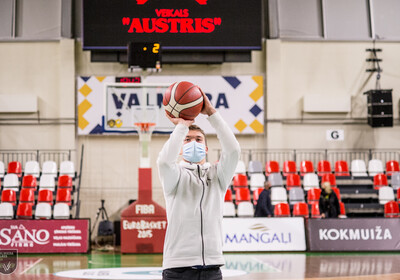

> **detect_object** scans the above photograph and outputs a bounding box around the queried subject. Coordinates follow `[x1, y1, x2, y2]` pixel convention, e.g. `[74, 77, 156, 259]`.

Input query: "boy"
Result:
[157, 88, 240, 280]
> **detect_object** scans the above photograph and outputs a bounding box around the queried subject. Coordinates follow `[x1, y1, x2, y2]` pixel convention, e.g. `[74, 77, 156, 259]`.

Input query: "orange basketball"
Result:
[163, 81, 204, 120]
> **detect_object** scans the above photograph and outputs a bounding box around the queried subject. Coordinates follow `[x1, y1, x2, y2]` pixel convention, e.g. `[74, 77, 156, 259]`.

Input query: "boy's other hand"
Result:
[198, 87, 216, 116]
[166, 113, 194, 127]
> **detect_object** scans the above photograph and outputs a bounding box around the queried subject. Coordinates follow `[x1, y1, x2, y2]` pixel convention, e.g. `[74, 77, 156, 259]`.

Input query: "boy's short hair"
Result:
[189, 124, 207, 145]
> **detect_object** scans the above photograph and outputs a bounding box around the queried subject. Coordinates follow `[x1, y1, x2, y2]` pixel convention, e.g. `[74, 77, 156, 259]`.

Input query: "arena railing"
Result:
[216, 148, 400, 169]
[0, 149, 75, 167]
[0, 146, 84, 219]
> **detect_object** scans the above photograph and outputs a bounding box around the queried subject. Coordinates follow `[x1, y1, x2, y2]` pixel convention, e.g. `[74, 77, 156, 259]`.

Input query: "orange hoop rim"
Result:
[134, 122, 156, 132]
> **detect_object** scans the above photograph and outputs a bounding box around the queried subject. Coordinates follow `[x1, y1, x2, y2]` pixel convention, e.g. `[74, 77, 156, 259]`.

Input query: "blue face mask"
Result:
[182, 141, 206, 163]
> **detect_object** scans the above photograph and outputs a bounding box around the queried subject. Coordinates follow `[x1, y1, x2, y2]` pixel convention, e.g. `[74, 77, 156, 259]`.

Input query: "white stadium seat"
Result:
[42, 161, 58, 177]
[39, 175, 56, 191]
[0, 203, 14, 219]
[391, 172, 400, 190]
[35, 202, 52, 219]
[60, 161, 75, 178]
[271, 187, 288, 205]
[268, 173, 283, 187]
[24, 160, 41, 177]
[53, 203, 70, 219]
[237, 201, 254, 217]
[234, 160, 246, 174]
[288, 188, 305, 205]
[249, 173, 265, 190]
[351, 159, 368, 177]
[223, 202, 236, 217]
[368, 159, 384, 177]
[0, 161, 4, 178]
[248, 160, 263, 174]
[303, 173, 319, 191]
[3, 174, 20, 192]
[378, 186, 395, 205]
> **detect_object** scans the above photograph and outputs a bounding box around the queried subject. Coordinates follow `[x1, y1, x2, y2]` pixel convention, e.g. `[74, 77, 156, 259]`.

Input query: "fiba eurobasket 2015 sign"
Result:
[77, 75, 264, 135]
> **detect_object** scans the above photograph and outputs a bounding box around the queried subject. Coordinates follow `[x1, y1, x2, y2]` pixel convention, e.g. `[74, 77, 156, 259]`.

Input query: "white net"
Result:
[133, 106, 158, 168]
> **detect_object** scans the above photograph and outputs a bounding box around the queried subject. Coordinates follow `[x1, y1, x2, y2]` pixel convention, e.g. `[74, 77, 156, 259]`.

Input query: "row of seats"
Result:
[0, 160, 75, 178]
[225, 194, 399, 219]
[232, 172, 400, 191]
[228, 182, 399, 206]
[1, 188, 73, 206]
[0, 174, 74, 192]
[223, 201, 347, 218]
[235, 159, 400, 177]
[0, 202, 71, 219]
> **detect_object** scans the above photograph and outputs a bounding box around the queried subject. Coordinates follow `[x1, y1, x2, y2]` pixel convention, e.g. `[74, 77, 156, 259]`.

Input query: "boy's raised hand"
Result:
[198, 87, 216, 116]
[166, 113, 194, 127]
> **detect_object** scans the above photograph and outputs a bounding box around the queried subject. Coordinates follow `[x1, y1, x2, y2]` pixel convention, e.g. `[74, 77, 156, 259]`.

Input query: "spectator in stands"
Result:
[254, 181, 273, 217]
[319, 182, 340, 218]
[157, 88, 240, 280]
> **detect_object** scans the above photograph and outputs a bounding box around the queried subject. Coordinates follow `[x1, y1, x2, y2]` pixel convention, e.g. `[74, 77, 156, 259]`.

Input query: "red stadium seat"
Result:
[321, 173, 337, 186]
[232, 174, 248, 188]
[234, 188, 251, 204]
[19, 189, 35, 205]
[307, 188, 321, 204]
[285, 173, 301, 190]
[38, 189, 53, 205]
[331, 186, 341, 201]
[58, 175, 73, 190]
[310, 202, 322, 218]
[274, 203, 291, 217]
[252, 188, 264, 205]
[1, 189, 17, 206]
[300, 160, 314, 176]
[17, 203, 33, 219]
[386, 160, 400, 176]
[373, 173, 388, 190]
[293, 202, 309, 217]
[224, 189, 233, 202]
[384, 201, 399, 218]
[22, 175, 37, 190]
[265, 161, 280, 175]
[283, 161, 297, 176]
[56, 189, 71, 206]
[317, 160, 331, 176]
[334, 161, 350, 176]
[7, 161, 22, 177]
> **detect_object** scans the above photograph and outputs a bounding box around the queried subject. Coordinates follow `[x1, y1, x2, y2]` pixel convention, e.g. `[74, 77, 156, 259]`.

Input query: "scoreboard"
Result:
[82, 0, 262, 51]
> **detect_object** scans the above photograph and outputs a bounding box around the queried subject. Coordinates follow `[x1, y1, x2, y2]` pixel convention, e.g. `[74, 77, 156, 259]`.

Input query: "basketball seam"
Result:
[170, 84, 198, 113]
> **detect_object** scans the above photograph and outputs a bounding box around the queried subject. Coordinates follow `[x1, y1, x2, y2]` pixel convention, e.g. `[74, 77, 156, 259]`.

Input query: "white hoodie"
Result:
[157, 112, 240, 269]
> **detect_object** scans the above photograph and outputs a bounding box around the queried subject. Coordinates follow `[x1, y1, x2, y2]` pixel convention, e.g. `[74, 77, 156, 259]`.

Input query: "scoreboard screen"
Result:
[82, 0, 262, 51]
[128, 42, 161, 69]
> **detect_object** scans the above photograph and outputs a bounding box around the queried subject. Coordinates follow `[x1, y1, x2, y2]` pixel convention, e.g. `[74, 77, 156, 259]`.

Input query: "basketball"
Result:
[163, 81, 204, 120]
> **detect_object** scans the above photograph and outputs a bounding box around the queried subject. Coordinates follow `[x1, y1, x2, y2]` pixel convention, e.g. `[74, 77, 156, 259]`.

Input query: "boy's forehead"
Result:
[186, 130, 204, 138]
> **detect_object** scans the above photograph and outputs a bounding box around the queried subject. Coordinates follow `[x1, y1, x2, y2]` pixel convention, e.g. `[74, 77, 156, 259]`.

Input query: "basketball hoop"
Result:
[134, 122, 156, 168]
[132, 106, 158, 168]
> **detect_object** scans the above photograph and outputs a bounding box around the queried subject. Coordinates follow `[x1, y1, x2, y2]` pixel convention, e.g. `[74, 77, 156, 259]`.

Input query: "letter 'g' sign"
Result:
[326, 130, 344, 141]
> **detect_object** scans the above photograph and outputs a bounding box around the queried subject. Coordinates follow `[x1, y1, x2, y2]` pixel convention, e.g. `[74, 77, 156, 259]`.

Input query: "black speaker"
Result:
[368, 104, 393, 115]
[368, 116, 393, 127]
[364, 89, 393, 127]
